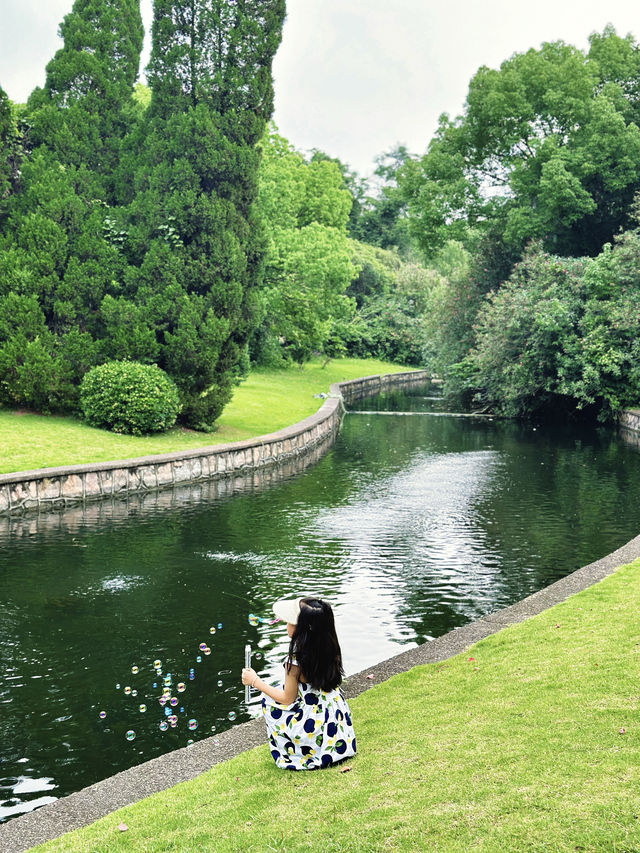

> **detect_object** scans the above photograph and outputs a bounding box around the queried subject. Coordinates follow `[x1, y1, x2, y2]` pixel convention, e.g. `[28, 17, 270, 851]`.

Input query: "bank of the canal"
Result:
[4, 538, 640, 852]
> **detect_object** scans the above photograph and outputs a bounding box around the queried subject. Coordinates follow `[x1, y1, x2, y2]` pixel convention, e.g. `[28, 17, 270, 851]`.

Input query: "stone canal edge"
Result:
[0, 370, 430, 516]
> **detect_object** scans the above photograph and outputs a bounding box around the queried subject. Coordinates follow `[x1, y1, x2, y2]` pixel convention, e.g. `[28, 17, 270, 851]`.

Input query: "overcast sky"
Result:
[2, 1, 640, 176]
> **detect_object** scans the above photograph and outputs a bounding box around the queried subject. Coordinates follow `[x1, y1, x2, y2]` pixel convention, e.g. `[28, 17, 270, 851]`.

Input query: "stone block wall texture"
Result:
[619, 409, 640, 450]
[0, 370, 430, 516]
[619, 408, 640, 432]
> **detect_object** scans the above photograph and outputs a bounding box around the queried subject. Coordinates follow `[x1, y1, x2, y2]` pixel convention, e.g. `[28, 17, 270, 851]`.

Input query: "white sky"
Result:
[2, 1, 640, 177]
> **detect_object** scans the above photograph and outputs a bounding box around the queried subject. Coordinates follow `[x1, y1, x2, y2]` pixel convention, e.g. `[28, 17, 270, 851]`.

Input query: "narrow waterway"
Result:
[1, 384, 639, 821]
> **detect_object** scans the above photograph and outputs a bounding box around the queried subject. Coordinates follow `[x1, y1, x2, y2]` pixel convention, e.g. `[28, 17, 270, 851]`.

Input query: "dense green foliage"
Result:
[436, 233, 640, 420]
[348, 146, 412, 254]
[0, 0, 142, 414]
[399, 27, 640, 261]
[79, 360, 181, 434]
[331, 241, 430, 366]
[0, 0, 285, 430]
[123, 0, 285, 428]
[252, 128, 357, 364]
[389, 25, 640, 420]
[5, 12, 640, 425]
[27, 0, 144, 192]
[251, 130, 430, 368]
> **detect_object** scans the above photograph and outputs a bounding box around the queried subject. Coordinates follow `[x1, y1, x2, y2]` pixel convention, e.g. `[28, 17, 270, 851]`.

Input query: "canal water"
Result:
[2, 384, 640, 821]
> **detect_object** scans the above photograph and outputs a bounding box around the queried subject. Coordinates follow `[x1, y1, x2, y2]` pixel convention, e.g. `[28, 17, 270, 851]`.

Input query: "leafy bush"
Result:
[79, 361, 181, 435]
[465, 245, 587, 417]
[458, 233, 640, 420]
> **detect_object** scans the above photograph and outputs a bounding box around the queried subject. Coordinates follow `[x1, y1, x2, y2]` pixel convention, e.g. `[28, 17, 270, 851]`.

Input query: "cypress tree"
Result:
[0, 1, 143, 412]
[129, 0, 286, 428]
[27, 0, 144, 191]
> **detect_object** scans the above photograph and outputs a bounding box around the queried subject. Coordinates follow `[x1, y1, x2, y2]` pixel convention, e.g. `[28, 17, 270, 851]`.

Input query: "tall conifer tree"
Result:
[129, 0, 286, 428]
[0, 1, 143, 412]
[27, 0, 144, 190]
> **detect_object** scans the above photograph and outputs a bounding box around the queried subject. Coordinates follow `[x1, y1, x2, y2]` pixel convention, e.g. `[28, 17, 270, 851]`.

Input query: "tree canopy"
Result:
[251, 127, 357, 365]
[399, 26, 640, 259]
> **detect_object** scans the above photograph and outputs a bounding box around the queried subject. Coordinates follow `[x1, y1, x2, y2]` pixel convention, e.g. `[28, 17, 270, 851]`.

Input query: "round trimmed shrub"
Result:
[80, 361, 181, 435]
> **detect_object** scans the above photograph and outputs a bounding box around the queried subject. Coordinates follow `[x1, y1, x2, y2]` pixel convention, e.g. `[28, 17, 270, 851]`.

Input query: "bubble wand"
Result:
[244, 644, 251, 704]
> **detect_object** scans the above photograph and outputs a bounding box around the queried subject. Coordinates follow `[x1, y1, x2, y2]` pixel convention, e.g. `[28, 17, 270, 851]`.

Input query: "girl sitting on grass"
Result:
[242, 596, 357, 770]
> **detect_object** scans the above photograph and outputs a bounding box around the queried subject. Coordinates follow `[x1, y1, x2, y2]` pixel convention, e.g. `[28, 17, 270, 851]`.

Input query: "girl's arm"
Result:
[242, 664, 299, 706]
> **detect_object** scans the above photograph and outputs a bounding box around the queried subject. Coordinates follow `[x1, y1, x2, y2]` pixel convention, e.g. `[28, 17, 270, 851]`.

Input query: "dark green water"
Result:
[2, 385, 640, 821]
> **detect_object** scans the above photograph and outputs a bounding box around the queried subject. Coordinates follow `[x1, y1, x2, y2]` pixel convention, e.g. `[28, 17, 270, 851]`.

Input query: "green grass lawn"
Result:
[0, 358, 409, 475]
[32, 559, 640, 852]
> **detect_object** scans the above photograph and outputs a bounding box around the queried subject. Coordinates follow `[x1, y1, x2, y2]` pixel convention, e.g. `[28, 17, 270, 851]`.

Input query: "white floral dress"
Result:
[262, 668, 357, 770]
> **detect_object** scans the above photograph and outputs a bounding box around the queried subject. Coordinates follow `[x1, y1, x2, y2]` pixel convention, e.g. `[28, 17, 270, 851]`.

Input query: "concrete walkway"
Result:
[3, 532, 640, 853]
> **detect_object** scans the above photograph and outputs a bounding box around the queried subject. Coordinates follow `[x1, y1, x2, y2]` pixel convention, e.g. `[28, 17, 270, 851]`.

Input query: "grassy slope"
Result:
[0, 358, 408, 475]
[33, 559, 640, 852]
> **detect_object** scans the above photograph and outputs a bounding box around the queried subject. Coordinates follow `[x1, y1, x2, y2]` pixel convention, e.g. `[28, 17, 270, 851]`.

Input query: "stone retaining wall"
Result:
[619, 408, 640, 450]
[0, 369, 430, 516]
[620, 408, 640, 432]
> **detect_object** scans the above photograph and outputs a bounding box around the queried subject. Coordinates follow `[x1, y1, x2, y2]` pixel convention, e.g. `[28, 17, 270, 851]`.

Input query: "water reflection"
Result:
[1, 384, 640, 821]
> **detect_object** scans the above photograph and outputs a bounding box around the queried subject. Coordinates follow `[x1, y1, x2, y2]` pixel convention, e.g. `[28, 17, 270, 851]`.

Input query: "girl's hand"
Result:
[242, 667, 257, 686]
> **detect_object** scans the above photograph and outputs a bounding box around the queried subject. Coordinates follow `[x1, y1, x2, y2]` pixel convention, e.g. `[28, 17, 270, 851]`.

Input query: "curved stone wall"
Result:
[0, 369, 429, 516]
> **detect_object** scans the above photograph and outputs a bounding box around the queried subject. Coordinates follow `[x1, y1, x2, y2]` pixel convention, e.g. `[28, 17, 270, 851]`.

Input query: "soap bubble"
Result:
[248, 615, 259, 627]
[123, 686, 131, 695]
[188, 719, 198, 731]
[218, 623, 222, 629]
[163, 688, 171, 697]
[209, 626, 216, 635]
[131, 690, 138, 697]
[187, 739, 194, 746]
[254, 653, 262, 660]
[153, 660, 162, 669]
[159, 721, 168, 732]
[188, 672, 195, 681]
[227, 711, 237, 721]
[217, 680, 223, 687]
[131, 665, 139, 675]
[164, 707, 171, 716]
[180, 707, 185, 713]
[199, 643, 207, 651]
[177, 683, 185, 693]
[99, 711, 106, 719]
[159, 697, 167, 707]
[170, 697, 178, 707]
[163, 677, 172, 687]
[115, 684, 120, 690]
[196, 656, 202, 663]
[169, 715, 177, 725]
[139, 704, 147, 713]
[152, 683, 157, 689]
[125, 730, 136, 741]
[204, 647, 211, 656]
[210, 724, 216, 732]
[170, 720, 177, 728]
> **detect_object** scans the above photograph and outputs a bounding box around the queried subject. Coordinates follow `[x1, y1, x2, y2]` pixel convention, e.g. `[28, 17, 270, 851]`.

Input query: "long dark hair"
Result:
[286, 598, 344, 692]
